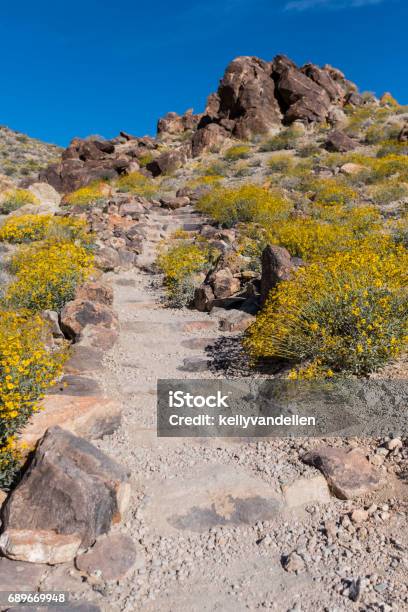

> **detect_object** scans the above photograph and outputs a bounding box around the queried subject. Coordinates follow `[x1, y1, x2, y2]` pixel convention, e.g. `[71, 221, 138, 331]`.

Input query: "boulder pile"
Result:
[39, 54, 362, 190]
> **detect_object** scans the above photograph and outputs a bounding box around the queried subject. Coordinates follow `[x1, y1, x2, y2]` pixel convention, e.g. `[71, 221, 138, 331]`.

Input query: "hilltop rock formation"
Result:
[159, 54, 357, 155]
[40, 54, 360, 190]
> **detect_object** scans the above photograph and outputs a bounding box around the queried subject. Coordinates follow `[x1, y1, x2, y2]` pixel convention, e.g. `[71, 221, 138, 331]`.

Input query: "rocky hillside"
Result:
[0, 125, 61, 183]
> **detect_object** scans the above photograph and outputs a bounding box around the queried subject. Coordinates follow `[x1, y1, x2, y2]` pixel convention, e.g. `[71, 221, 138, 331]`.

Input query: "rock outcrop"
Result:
[41, 54, 360, 188]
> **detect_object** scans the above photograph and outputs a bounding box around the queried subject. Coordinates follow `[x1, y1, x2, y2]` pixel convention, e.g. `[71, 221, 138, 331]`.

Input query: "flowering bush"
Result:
[245, 239, 408, 377]
[0, 215, 51, 243]
[0, 215, 91, 245]
[0, 189, 39, 214]
[197, 184, 291, 228]
[63, 182, 108, 207]
[115, 171, 157, 197]
[259, 126, 303, 152]
[156, 239, 218, 307]
[6, 240, 93, 312]
[309, 178, 357, 207]
[267, 154, 295, 173]
[224, 145, 251, 161]
[0, 311, 67, 488]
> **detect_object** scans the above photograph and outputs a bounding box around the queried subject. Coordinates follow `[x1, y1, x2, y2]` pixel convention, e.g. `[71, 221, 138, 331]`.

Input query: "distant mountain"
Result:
[0, 125, 62, 183]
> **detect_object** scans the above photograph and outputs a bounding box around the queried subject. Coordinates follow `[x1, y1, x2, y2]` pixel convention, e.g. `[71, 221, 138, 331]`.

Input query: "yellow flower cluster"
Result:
[224, 145, 251, 161]
[63, 182, 109, 206]
[0, 215, 91, 244]
[0, 189, 39, 214]
[245, 238, 408, 377]
[309, 177, 357, 206]
[156, 238, 218, 307]
[197, 184, 291, 228]
[115, 171, 157, 197]
[0, 311, 67, 488]
[6, 240, 93, 312]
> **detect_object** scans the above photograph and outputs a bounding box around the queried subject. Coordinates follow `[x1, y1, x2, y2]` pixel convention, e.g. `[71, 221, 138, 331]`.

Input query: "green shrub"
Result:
[267, 154, 295, 173]
[0, 189, 38, 214]
[115, 171, 157, 197]
[259, 126, 303, 152]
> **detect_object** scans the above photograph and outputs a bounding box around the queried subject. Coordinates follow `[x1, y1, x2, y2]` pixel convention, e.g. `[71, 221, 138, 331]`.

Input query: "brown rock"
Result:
[216, 56, 282, 139]
[282, 551, 305, 574]
[325, 130, 357, 152]
[157, 110, 201, 139]
[194, 284, 215, 312]
[2, 427, 130, 562]
[0, 557, 47, 590]
[75, 281, 114, 306]
[218, 310, 255, 332]
[303, 446, 383, 499]
[272, 55, 331, 124]
[260, 244, 294, 305]
[60, 299, 119, 342]
[146, 146, 190, 177]
[398, 124, 408, 143]
[75, 534, 139, 581]
[20, 394, 122, 448]
[191, 123, 229, 157]
[351, 509, 369, 524]
[94, 246, 121, 271]
[160, 196, 190, 209]
[211, 268, 241, 299]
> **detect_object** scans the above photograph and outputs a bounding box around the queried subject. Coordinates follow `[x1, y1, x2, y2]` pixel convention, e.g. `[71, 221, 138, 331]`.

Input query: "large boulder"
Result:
[0, 427, 130, 563]
[146, 145, 191, 176]
[260, 244, 295, 305]
[272, 55, 331, 124]
[215, 56, 282, 139]
[324, 130, 357, 153]
[192, 123, 229, 157]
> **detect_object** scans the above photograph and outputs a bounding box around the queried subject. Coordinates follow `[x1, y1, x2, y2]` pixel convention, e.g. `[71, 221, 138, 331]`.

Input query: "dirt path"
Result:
[92, 205, 408, 612]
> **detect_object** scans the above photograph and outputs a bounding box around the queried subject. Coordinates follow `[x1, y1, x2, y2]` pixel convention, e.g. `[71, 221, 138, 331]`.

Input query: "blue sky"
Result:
[0, 0, 406, 146]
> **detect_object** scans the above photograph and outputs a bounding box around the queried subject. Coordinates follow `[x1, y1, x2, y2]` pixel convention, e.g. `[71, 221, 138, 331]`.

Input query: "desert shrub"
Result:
[115, 171, 157, 197]
[186, 175, 223, 190]
[202, 161, 229, 176]
[0, 215, 90, 245]
[365, 124, 388, 144]
[63, 182, 108, 207]
[6, 240, 93, 312]
[267, 154, 295, 173]
[0, 215, 51, 243]
[259, 126, 303, 152]
[0, 189, 39, 214]
[297, 143, 321, 158]
[233, 161, 253, 178]
[224, 145, 251, 161]
[369, 154, 408, 182]
[197, 184, 291, 228]
[0, 310, 67, 488]
[376, 140, 408, 158]
[266, 218, 354, 261]
[310, 178, 358, 207]
[156, 240, 217, 307]
[245, 240, 408, 377]
[369, 181, 408, 205]
[137, 153, 155, 167]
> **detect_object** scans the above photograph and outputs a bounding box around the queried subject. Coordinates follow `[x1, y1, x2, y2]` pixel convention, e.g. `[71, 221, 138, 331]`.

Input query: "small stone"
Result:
[75, 534, 139, 582]
[282, 551, 305, 573]
[179, 356, 209, 372]
[218, 310, 255, 333]
[350, 509, 369, 524]
[386, 438, 402, 451]
[181, 320, 217, 333]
